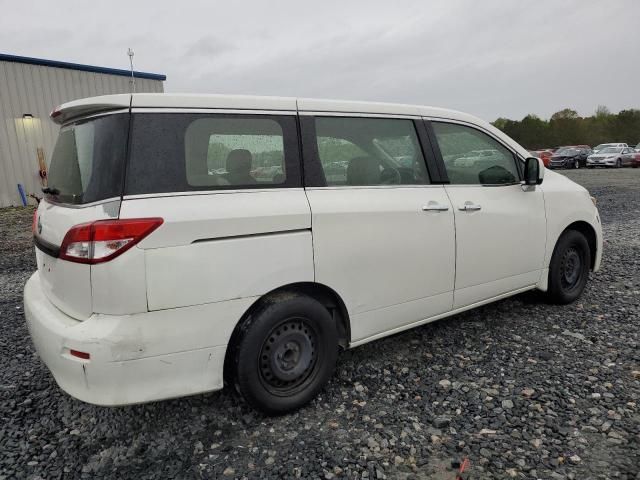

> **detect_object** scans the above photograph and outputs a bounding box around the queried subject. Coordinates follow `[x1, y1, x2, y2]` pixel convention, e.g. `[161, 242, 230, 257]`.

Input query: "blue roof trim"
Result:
[0, 53, 166, 81]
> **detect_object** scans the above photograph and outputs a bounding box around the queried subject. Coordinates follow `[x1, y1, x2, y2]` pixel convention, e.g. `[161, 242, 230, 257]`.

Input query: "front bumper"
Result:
[549, 160, 573, 169]
[548, 163, 566, 169]
[24, 272, 253, 406]
[593, 209, 603, 273]
[587, 159, 615, 167]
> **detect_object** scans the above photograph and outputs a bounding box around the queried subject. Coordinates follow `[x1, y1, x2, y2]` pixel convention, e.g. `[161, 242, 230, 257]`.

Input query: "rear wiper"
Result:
[42, 186, 60, 195]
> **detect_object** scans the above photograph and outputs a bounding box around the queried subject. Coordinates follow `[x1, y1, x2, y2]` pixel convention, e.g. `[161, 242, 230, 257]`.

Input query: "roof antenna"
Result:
[127, 48, 136, 93]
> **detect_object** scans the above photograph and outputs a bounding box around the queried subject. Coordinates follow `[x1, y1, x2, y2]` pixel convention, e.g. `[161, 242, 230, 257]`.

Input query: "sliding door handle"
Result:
[459, 202, 482, 211]
[422, 203, 450, 212]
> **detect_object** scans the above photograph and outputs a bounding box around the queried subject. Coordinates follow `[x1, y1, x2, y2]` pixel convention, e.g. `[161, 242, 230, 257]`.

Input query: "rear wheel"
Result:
[231, 293, 338, 414]
[547, 230, 591, 304]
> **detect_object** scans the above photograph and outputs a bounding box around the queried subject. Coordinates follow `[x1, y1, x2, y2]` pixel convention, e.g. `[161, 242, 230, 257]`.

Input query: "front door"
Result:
[429, 120, 547, 308]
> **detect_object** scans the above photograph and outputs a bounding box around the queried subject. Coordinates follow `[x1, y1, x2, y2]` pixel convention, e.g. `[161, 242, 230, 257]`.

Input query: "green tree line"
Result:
[492, 106, 640, 149]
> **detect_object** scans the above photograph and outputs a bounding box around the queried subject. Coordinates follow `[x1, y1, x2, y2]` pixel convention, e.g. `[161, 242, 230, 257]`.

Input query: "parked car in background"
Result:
[587, 146, 636, 168]
[633, 143, 640, 152]
[549, 146, 592, 169]
[592, 143, 628, 154]
[528, 149, 553, 167]
[630, 149, 640, 168]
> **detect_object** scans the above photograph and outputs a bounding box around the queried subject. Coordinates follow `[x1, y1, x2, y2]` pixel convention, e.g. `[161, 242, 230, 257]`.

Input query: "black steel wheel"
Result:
[559, 246, 583, 291]
[547, 230, 591, 304]
[231, 293, 338, 414]
[258, 318, 318, 396]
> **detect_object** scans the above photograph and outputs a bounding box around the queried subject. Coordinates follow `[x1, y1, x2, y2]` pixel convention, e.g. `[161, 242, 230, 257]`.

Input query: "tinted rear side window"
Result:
[46, 114, 128, 204]
[126, 113, 301, 195]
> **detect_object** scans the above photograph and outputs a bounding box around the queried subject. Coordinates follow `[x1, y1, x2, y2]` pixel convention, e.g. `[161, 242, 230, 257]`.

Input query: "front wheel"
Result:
[616, 159, 622, 168]
[574, 159, 580, 169]
[547, 230, 591, 304]
[231, 293, 338, 414]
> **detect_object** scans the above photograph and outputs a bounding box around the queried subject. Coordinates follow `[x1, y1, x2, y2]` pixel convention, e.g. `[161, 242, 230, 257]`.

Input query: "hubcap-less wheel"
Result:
[232, 294, 338, 414]
[547, 229, 591, 304]
[561, 247, 582, 290]
[259, 318, 318, 396]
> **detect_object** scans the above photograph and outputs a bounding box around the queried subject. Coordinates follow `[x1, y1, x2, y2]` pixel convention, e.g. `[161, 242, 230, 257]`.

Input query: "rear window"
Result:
[126, 113, 301, 195]
[46, 114, 128, 204]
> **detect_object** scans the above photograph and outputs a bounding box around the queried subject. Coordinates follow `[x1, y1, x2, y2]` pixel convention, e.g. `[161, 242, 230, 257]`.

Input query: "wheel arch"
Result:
[223, 282, 351, 384]
[558, 220, 597, 270]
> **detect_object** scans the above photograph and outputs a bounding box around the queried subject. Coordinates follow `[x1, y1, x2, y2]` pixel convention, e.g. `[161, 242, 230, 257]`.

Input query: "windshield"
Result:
[46, 114, 128, 204]
[600, 147, 622, 154]
[555, 148, 578, 156]
[594, 144, 613, 151]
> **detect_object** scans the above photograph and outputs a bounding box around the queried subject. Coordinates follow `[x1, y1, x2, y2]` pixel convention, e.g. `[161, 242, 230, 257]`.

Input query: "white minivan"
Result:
[25, 94, 603, 413]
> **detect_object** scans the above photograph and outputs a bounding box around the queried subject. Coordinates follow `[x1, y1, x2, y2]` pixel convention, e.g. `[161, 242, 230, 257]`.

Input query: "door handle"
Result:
[459, 202, 482, 211]
[422, 203, 449, 212]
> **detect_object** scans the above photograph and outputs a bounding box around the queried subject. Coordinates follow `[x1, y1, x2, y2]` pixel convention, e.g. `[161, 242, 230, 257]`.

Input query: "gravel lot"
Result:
[1, 169, 639, 480]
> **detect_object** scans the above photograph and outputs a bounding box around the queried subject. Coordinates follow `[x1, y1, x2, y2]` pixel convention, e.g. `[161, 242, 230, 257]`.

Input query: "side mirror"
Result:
[523, 157, 544, 186]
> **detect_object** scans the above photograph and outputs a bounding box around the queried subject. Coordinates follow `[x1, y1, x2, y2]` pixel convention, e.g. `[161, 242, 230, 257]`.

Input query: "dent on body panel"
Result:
[84, 323, 148, 362]
[145, 231, 314, 311]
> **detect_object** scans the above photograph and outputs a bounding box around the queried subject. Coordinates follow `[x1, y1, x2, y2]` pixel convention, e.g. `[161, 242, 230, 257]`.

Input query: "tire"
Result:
[574, 159, 580, 169]
[232, 293, 338, 414]
[547, 230, 591, 304]
[616, 159, 622, 168]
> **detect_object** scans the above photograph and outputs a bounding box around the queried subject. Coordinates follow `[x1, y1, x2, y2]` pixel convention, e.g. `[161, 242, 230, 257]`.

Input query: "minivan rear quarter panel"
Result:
[120, 191, 314, 311]
[120, 111, 312, 311]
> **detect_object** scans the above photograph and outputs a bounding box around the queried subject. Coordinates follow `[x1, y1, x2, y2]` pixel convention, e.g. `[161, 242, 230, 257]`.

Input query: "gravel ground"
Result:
[1, 169, 639, 480]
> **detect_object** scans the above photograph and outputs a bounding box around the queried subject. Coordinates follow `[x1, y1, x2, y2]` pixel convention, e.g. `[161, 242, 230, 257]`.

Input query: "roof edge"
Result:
[0, 53, 166, 81]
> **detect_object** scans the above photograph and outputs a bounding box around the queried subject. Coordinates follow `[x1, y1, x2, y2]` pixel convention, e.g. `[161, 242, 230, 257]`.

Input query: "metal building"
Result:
[0, 53, 166, 207]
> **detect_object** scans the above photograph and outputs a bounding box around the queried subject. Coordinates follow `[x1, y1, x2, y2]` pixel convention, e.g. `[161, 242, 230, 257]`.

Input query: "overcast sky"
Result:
[1, 0, 638, 122]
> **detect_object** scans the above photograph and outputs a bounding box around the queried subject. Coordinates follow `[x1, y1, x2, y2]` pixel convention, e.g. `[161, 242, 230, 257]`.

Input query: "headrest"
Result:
[347, 156, 380, 186]
[226, 149, 252, 173]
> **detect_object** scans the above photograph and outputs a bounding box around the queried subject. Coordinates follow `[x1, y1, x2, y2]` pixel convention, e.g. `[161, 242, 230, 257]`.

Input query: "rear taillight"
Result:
[59, 218, 163, 264]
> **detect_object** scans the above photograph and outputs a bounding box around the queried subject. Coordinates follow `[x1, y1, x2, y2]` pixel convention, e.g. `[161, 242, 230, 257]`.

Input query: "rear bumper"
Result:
[24, 272, 254, 406]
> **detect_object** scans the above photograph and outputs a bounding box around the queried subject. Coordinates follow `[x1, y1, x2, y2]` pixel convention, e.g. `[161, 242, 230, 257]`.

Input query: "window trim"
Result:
[299, 114, 437, 188]
[426, 119, 524, 186]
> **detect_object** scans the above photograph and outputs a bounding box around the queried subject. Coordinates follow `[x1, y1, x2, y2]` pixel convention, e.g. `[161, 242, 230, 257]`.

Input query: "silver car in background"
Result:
[587, 146, 635, 168]
[592, 143, 628, 154]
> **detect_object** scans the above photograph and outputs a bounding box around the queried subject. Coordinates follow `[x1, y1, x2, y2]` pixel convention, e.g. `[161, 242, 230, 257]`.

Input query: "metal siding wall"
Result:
[0, 61, 164, 207]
